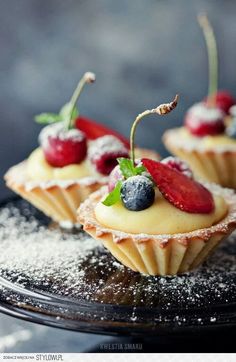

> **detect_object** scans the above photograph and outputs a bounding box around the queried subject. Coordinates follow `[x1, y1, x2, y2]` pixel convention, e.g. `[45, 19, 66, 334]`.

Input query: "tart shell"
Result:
[163, 129, 236, 189]
[78, 184, 236, 276]
[4, 148, 159, 224]
[4, 162, 105, 224]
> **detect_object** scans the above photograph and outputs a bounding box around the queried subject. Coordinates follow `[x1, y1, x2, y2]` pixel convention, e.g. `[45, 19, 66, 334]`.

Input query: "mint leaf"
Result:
[102, 181, 122, 206]
[118, 158, 147, 178]
[134, 165, 146, 175]
[34, 113, 62, 124]
[60, 102, 79, 122]
[117, 158, 137, 178]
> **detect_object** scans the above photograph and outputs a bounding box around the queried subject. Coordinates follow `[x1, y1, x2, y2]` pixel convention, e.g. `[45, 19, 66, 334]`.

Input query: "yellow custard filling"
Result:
[26, 148, 95, 181]
[178, 127, 236, 149]
[95, 190, 227, 235]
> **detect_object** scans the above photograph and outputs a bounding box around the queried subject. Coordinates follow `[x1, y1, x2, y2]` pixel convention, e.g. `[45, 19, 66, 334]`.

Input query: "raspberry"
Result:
[161, 157, 193, 178]
[108, 165, 124, 192]
[88, 135, 129, 175]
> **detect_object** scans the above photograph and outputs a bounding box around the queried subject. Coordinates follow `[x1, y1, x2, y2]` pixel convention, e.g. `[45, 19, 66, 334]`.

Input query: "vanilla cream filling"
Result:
[178, 127, 236, 149]
[95, 190, 227, 235]
[26, 148, 96, 181]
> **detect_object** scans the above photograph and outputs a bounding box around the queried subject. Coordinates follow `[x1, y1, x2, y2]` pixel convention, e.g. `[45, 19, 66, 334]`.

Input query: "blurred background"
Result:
[0, 0, 236, 353]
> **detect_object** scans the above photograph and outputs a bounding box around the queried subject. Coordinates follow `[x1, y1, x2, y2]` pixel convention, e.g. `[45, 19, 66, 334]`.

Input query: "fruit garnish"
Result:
[37, 72, 95, 167]
[88, 135, 129, 175]
[185, 103, 225, 137]
[185, 15, 227, 137]
[120, 175, 155, 211]
[205, 90, 235, 114]
[75, 116, 130, 148]
[103, 95, 178, 209]
[142, 159, 214, 214]
[161, 156, 193, 178]
[39, 124, 87, 167]
[108, 165, 124, 192]
[199, 17, 235, 113]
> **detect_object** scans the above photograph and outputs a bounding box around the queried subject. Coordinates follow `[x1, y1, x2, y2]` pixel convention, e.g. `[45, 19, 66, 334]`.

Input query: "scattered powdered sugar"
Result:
[0, 200, 235, 326]
[88, 135, 128, 161]
[39, 123, 85, 146]
[186, 102, 225, 123]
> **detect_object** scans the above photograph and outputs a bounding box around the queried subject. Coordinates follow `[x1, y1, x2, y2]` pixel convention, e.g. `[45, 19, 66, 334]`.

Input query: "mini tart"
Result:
[163, 127, 236, 189]
[78, 184, 236, 276]
[4, 148, 159, 224]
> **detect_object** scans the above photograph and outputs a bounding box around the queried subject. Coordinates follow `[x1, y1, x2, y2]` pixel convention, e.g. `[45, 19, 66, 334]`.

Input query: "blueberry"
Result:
[120, 175, 155, 211]
[226, 119, 236, 138]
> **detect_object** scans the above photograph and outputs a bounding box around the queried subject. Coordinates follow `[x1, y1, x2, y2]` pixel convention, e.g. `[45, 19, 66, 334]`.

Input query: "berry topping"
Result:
[102, 96, 179, 209]
[35, 72, 96, 167]
[185, 102, 225, 137]
[161, 157, 193, 178]
[39, 123, 87, 167]
[88, 135, 129, 175]
[205, 91, 235, 114]
[120, 175, 155, 211]
[75, 116, 130, 148]
[142, 158, 215, 214]
[108, 165, 124, 192]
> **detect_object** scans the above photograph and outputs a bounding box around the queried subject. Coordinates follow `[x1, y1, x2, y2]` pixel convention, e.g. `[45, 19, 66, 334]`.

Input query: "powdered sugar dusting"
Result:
[88, 135, 128, 162]
[186, 102, 224, 124]
[0, 199, 235, 326]
[39, 123, 85, 146]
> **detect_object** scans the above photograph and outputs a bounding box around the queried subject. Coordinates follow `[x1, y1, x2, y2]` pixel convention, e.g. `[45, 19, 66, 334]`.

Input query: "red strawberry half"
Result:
[75, 116, 130, 148]
[142, 158, 215, 214]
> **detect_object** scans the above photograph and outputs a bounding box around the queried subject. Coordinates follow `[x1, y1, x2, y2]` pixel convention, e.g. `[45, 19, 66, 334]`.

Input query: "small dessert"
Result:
[163, 15, 236, 188]
[79, 96, 236, 276]
[5, 72, 159, 224]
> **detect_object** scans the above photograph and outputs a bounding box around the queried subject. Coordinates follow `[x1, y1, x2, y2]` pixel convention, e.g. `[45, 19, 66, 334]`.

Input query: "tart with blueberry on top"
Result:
[79, 95, 236, 276]
[163, 15, 236, 188]
[5, 72, 159, 224]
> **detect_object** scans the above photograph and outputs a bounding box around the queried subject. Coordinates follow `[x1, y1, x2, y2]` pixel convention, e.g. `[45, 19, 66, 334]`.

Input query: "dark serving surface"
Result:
[0, 197, 235, 336]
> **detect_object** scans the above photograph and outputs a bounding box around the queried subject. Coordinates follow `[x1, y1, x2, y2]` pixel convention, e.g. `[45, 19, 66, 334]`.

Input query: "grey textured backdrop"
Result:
[0, 0, 236, 352]
[1, 0, 236, 198]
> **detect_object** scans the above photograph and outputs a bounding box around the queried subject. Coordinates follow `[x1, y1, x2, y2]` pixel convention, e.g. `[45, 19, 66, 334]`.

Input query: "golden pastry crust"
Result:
[78, 184, 236, 276]
[163, 128, 236, 188]
[5, 161, 105, 223]
[4, 148, 159, 224]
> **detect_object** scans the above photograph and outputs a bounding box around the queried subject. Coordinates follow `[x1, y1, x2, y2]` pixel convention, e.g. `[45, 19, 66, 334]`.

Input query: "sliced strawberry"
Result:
[75, 116, 130, 148]
[142, 159, 215, 214]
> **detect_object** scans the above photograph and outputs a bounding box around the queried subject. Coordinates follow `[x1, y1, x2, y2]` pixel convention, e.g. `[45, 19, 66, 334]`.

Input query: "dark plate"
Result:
[0, 197, 235, 336]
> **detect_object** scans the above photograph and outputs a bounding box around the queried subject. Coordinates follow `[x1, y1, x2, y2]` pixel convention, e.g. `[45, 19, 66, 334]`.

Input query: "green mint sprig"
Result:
[34, 104, 79, 125]
[117, 158, 146, 178]
[35, 113, 62, 124]
[102, 158, 147, 207]
[102, 181, 122, 206]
